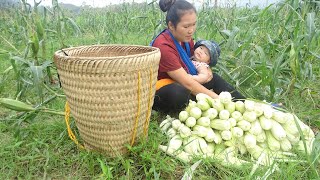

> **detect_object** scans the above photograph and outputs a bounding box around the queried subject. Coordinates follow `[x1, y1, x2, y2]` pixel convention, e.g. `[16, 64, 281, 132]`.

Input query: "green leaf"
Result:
[30, 65, 44, 102]
[31, 31, 39, 58]
[221, 29, 232, 37]
[11, 56, 29, 65]
[0, 49, 9, 54]
[2, 66, 13, 74]
[266, 34, 275, 45]
[306, 12, 316, 43]
[234, 40, 251, 58]
[97, 158, 108, 175]
[97, 158, 113, 179]
[66, 17, 82, 36]
[41, 60, 52, 69]
[289, 44, 297, 77]
[310, 133, 320, 167]
[255, 45, 267, 63]
[270, 52, 285, 100]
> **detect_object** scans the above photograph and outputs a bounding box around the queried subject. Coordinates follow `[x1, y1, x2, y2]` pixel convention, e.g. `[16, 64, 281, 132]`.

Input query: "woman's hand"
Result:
[167, 67, 218, 99]
[189, 69, 213, 84]
[205, 69, 213, 83]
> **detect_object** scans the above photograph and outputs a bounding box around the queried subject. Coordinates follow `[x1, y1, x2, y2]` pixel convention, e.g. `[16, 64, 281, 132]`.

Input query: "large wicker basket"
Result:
[53, 44, 161, 156]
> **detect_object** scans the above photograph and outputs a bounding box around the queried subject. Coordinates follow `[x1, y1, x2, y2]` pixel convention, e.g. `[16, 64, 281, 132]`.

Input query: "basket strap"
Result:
[143, 68, 153, 136]
[131, 71, 141, 146]
[65, 101, 84, 149]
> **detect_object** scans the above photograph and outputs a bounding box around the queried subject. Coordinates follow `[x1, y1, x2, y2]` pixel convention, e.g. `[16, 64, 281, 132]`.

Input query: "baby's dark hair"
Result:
[159, 0, 196, 28]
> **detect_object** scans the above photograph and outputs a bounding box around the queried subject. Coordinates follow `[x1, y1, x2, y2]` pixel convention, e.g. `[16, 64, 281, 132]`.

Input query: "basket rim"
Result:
[54, 44, 160, 60]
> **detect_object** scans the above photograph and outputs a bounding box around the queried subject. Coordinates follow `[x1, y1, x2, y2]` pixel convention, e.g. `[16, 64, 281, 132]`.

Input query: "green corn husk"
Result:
[0, 98, 36, 112]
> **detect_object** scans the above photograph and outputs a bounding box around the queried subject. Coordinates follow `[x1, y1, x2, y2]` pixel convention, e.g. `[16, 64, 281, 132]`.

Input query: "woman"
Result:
[151, 0, 245, 112]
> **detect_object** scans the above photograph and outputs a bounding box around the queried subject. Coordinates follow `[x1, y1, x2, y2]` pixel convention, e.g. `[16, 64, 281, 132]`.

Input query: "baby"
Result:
[190, 40, 221, 84]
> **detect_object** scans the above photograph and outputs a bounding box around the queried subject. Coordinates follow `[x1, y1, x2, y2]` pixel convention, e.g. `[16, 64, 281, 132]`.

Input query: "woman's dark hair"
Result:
[159, 0, 196, 28]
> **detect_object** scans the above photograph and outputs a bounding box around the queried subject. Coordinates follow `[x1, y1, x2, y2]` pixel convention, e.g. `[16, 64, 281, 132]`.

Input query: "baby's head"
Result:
[194, 40, 221, 66]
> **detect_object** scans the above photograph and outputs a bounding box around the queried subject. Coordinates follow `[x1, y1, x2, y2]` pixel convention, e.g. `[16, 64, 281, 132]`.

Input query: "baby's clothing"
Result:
[192, 60, 209, 69]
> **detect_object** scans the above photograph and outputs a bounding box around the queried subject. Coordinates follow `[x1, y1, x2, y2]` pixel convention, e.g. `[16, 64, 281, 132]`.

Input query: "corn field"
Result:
[0, 0, 319, 179]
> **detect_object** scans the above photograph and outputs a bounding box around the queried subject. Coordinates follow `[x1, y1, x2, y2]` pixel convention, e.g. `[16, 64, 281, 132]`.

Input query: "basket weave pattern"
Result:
[54, 45, 160, 156]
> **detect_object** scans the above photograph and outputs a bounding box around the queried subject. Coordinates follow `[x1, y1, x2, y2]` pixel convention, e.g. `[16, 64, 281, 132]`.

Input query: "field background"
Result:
[0, 0, 319, 179]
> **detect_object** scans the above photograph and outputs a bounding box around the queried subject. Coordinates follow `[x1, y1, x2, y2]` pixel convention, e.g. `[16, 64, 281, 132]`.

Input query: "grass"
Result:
[0, 0, 319, 179]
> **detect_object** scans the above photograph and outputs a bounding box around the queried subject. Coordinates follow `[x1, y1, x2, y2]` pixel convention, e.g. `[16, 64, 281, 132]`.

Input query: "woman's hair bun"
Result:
[159, 0, 176, 12]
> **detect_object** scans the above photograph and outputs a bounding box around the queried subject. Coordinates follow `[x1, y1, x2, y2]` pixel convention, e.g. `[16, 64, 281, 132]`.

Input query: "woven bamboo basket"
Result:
[53, 44, 161, 156]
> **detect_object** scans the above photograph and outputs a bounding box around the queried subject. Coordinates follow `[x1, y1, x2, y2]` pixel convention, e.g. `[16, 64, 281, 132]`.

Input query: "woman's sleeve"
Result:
[156, 43, 182, 72]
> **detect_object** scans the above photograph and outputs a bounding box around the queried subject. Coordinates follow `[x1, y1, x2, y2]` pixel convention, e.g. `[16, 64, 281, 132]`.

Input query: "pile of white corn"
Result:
[158, 92, 316, 167]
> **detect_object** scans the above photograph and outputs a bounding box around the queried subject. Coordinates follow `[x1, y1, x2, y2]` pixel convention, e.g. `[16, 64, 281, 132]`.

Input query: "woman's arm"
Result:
[190, 66, 212, 84]
[168, 68, 219, 99]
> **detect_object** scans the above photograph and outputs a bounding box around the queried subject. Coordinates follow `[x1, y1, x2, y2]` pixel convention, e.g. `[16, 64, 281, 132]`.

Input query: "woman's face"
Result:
[194, 45, 210, 64]
[169, 10, 197, 42]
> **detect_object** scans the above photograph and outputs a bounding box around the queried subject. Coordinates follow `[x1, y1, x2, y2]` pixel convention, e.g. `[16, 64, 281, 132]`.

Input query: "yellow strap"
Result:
[143, 68, 153, 136]
[65, 101, 84, 149]
[131, 71, 141, 146]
